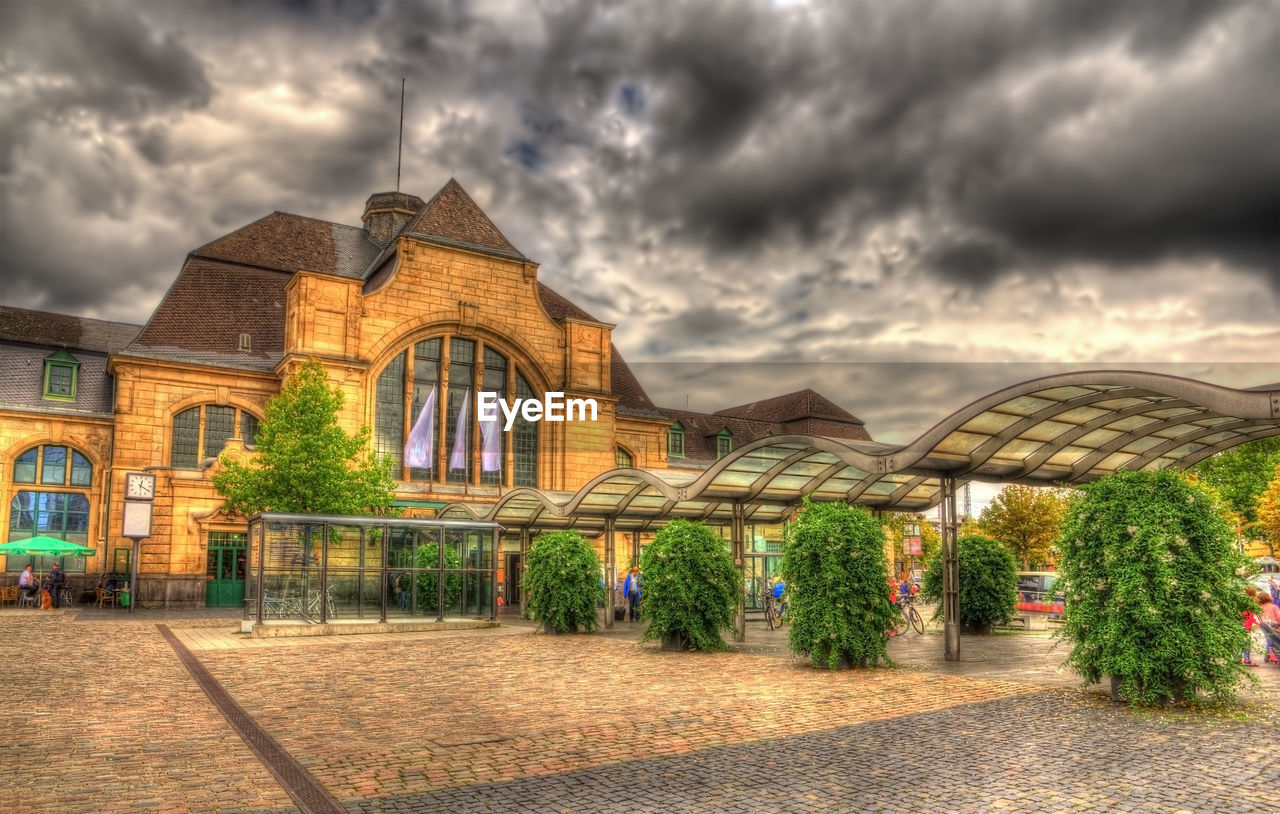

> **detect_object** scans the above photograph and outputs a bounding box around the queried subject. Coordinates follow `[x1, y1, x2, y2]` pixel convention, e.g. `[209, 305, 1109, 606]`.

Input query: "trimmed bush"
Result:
[782, 500, 896, 668]
[523, 530, 604, 633]
[639, 519, 739, 652]
[921, 534, 1017, 632]
[1057, 470, 1253, 706]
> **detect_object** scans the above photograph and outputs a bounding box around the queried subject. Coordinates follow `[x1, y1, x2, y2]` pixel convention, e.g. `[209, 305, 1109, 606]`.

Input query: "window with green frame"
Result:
[716, 429, 732, 459]
[668, 423, 685, 458]
[42, 349, 80, 401]
[7, 444, 93, 573]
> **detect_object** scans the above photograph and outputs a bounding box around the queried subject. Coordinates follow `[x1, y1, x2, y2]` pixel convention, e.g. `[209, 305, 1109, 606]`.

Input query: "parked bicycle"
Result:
[891, 593, 925, 635]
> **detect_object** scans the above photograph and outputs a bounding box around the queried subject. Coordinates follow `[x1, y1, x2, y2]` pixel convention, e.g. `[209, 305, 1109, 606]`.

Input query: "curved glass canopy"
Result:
[438, 371, 1280, 533]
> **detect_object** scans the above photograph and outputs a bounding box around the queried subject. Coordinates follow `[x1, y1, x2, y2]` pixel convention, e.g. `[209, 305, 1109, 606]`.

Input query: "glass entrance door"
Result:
[205, 532, 247, 607]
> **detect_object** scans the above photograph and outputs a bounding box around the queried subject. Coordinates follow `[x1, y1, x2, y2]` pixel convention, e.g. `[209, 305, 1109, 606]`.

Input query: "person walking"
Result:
[1257, 591, 1280, 664]
[624, 566, 643, 622]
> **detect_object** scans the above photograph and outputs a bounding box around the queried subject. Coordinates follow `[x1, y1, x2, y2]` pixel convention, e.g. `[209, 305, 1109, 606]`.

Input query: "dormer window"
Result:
[238, 333, 252, 351]
[716, 429, 732, 459]
[43, 349, 79, 401]
[667, 422, 685, 458]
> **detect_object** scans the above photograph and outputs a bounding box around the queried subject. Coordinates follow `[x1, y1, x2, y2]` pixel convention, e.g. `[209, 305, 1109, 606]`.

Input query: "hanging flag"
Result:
[480, 396, 502, 472]
[449, 388, 471, 471]
[404, 386, 436, 468]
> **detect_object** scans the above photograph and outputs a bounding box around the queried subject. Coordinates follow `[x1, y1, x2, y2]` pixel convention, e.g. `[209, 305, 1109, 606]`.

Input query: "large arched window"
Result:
[7, 444, 94, 573]
[171, 405, 260, 468]
[374, 335, 537, 487]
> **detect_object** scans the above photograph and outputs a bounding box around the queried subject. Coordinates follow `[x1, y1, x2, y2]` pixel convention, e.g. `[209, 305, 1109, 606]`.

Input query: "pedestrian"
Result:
[1268, 576, 1279, 605]
[1257, 592, 1280, 664]
[46, 562, 67, 608]
[1243, 586, 1260, 666]
[624, 566, 642, 622]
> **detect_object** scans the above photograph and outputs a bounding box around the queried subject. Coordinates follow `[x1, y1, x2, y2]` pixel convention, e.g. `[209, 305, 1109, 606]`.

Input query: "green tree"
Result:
[1191, 437, 1280, 539]
[1255, 464, 1280, 558]
[882, 512, 940, 574]
[1057, 470, 1253, 706]
[783, 500, 896, 669]
[921, 534, 1018, 633]
[977, 485, 1069, 570]
[523, 530, 604, 633]
[639, 519, 739, 652]
[213, 359, 397, 515]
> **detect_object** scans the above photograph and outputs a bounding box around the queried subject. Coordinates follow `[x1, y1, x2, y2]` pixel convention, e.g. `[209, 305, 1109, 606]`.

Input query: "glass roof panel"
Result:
[933, 431, 992, 455]
[1105, 415, 1160, 432]
[993, 438, 1049, 459]
[708, 470, 763, 489]
[1019, 421, 1076, 442]
[1145, 407, 1202, 420]
[1053, 406, 1111, 424]
[1046, 446, 1092, 468]
[959, 412, 1022, 435]
[1096, 452, 1140, 472]
[1090, 397, 1153, 411]
[1074, 428, 1125, 448]
[993, 395, 1057, 416]
[1192, 430, 1243, 446]
[1119, 436, 1167, 453]
[1032, 386, 1097, 401]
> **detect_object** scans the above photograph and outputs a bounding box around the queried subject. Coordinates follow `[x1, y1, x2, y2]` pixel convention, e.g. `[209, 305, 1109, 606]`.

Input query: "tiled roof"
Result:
[0, 342, 116, 415]
[657, 389, 872, 463]
[193, 213, 379, 279]
[125, 258, 288, 372]
[400, 178, 524, 260]
[0, 305, 141, 352]
[715, 389, 867, 428]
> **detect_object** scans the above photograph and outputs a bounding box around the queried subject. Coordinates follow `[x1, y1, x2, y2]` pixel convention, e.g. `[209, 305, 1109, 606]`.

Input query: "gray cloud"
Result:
[0, 0, 1276, 430]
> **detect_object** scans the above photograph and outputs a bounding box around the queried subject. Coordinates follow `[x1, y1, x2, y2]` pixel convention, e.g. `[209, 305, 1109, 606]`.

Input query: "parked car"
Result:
[1016, 571, 1064, 617]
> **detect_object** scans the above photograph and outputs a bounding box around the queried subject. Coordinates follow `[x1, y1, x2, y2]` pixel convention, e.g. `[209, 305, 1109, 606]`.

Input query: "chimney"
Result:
[362, 191, 425, 245]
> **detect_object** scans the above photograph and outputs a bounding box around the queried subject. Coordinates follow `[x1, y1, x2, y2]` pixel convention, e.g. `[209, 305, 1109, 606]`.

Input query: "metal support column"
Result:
[941, 475, 961, 662]
[519, 526, 530, 616]
[604, 516, 615, 629]
[732, 501, 746, 642]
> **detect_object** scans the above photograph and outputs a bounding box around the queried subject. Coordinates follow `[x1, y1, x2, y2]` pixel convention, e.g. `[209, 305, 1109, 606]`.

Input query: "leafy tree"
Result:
[783, 499, 896, 669]
[977, 484, 1069, 570]
[921, 534, 1018, 633]
[1255, 464, 1280, 557]
[523, 530, 604, 633]
[1057, 470, 1253, 706]
[213, 360, 397, 516]
[1191, 437, 1280, 540]
[639, 519, 739, 652]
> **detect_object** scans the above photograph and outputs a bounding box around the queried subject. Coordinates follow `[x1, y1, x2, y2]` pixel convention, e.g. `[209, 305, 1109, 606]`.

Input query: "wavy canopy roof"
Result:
[439, 371, 1280, 533]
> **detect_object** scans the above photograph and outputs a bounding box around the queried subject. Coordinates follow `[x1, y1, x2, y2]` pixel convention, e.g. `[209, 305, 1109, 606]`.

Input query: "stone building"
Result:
[1, 179, 869, 608]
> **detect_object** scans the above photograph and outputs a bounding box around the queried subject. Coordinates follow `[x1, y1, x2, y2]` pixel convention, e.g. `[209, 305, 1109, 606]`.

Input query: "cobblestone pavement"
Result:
[2, 606, 1278, 813]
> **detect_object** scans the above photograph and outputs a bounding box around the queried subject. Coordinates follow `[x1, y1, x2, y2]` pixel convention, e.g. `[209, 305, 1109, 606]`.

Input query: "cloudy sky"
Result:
[1, 0, 1277, 449]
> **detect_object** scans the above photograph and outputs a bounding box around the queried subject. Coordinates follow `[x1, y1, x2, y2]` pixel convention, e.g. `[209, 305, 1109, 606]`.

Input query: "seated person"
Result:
[18, 564, 39, 599]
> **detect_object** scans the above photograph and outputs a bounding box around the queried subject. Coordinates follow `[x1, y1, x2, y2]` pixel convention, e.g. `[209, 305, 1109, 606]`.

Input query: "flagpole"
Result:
[396, 78, 405, 192]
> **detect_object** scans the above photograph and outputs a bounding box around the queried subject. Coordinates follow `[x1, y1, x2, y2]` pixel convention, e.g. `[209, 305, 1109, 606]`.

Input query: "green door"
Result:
[205, 533, 247, 608]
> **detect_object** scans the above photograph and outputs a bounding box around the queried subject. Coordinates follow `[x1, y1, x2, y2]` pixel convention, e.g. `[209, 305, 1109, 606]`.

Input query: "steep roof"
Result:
[400, 178, 524, 260]
[193, 212, 380, 279]
[125, 259, 289, 372]
[0, 305, 141, 352]
[716, 389, 866, 428]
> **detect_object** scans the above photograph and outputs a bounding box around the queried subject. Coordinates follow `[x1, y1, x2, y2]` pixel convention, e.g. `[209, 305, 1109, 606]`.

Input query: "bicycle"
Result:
[763, 590, 785, 630]
[891, 593, 924, 635]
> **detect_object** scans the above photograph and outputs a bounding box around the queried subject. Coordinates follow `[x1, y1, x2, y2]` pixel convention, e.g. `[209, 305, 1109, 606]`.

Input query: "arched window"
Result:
[8, 444, 93, 573]
[615, 447, 634, 468]
[171, 406, 261, 468]
[374, 335, 537, 487]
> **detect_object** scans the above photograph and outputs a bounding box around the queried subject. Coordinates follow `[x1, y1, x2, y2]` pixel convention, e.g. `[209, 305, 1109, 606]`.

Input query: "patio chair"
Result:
[0, 585, 18, 607]
[95, 587, 117, 608]
[18, 588, 40, 609]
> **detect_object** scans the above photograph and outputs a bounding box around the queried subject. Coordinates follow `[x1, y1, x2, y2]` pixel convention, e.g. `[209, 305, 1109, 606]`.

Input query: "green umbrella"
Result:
[0, 536, 97, 556]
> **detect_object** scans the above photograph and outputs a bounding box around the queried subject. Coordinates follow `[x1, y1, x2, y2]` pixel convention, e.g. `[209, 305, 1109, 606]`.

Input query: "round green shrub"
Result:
[921, 533, 1017, 632]
[782, 500, 896, 668]
[1056, 470, 1253, 706]
[523, 530, 604, 633]
[639, 519, 739, 652]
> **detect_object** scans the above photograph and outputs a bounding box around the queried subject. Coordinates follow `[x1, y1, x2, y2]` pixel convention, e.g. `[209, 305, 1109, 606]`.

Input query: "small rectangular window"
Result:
[238, 333, 252, 351]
